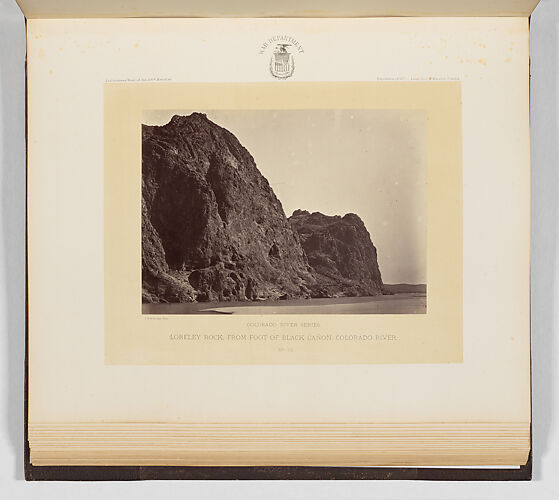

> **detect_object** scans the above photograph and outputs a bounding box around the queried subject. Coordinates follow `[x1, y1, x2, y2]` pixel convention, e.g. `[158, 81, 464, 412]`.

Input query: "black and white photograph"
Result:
[141, 109, 427, 314]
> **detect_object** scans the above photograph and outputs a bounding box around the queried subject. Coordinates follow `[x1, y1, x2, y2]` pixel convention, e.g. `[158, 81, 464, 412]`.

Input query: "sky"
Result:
[143, 109, 427, 284]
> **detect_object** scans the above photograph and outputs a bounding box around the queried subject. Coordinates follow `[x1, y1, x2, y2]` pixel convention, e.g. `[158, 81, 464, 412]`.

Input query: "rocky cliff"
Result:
[289, 210, 384, 297]
[142, 113, 314, 303]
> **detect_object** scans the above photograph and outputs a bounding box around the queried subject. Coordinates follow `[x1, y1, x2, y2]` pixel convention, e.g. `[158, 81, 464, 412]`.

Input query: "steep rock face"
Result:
[289, 209, 384, 297]
[142, 113, 314, 303]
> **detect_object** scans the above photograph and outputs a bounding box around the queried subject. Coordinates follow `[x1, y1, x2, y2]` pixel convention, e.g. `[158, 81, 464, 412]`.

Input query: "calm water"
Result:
[142, 293, 426, 315]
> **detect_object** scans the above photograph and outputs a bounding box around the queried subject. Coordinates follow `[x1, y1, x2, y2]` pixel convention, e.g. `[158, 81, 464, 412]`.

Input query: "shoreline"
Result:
[142, 293, 427, 315]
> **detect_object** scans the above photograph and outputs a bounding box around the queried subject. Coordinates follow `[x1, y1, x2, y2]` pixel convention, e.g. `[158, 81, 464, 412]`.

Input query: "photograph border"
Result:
[104, 82, 462, 365]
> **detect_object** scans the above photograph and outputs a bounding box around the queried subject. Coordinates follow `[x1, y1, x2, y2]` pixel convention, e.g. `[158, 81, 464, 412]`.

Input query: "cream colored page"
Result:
[28, 18, 530, 424]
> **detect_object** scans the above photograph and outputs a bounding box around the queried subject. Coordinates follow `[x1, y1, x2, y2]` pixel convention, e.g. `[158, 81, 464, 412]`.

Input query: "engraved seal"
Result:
[270, 43, 295, 79]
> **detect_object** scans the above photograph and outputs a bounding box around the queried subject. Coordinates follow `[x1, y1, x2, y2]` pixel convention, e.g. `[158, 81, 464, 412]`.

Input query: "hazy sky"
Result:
[143, 109, 426, 284]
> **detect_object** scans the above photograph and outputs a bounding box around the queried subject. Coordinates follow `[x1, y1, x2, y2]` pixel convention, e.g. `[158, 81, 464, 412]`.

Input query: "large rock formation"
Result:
[142, 113, 386, 304]
[288, 210, 384, 297]
[142, 113, 314, 303]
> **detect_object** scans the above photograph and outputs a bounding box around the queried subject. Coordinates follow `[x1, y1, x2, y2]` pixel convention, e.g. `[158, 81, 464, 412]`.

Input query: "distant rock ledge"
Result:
[289, 210, 384, 298]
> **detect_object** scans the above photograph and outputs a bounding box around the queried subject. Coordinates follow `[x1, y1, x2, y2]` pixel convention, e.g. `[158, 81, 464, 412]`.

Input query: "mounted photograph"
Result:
[141, 109, 427, 315]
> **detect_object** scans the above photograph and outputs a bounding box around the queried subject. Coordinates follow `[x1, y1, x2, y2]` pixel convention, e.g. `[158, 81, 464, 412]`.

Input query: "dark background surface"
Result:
[1, 0, 558, 496]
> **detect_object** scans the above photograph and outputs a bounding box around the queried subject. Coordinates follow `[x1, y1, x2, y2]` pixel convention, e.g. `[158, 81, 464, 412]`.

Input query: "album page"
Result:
[16, 0, 541, 19]
[27, 18, 530, 428]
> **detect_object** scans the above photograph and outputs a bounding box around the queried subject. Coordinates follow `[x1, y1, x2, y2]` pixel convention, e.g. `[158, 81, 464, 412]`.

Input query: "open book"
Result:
[22, 0, 535, 480]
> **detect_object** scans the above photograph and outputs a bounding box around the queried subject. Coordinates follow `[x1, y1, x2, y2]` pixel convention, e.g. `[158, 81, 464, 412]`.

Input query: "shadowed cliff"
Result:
[142, 113, 383, 304]
[142, 113, 314, 303]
